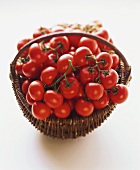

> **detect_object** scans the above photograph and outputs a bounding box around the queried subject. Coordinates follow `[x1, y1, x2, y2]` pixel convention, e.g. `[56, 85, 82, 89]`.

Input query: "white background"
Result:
[0, 0, 140, 170]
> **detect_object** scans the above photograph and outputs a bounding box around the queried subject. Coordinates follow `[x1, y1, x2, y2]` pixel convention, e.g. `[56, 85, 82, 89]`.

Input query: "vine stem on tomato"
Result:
[45, 59, 75, 92]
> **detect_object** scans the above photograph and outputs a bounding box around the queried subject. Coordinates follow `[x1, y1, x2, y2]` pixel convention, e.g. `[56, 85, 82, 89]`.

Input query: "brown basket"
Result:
[10, 32, 131, 139]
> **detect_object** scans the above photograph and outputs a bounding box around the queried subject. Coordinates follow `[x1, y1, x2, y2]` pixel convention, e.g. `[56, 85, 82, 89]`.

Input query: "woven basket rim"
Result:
[10, 32, 132, 139]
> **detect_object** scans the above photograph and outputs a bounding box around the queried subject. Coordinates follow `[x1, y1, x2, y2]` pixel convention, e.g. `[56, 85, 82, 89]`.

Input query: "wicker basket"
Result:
[10, 31, 131, 139]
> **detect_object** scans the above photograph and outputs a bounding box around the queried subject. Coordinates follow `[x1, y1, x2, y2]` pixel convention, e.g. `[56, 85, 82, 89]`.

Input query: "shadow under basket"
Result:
[10, 32, 132, 139]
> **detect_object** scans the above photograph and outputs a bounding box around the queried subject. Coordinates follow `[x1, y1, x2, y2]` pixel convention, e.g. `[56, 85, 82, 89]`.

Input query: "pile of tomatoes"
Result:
[15, 21, 128, 120]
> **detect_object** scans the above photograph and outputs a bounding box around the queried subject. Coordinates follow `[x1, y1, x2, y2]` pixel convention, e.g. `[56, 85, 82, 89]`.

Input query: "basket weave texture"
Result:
[10, 31, 131, 139]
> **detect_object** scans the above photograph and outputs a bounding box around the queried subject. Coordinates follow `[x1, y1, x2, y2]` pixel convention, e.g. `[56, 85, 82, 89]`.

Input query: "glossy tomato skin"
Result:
[16, 62, 24, 76]
[26, 92, 35, 105]
[28, 80, 44, 101]
[54, 101, 71, 118]
[60, 77, 80, 99]
[21, 79, 31, 94]
[32, 102, 51, 120]
[29, 43, 48, 64]
[67, 29, 82, 48]
[110, 84, 128, 104]
[44, 90, 63, 109]
[111, 54, 120, 70]
[75, 99, 94, 117]
[57, 54, 74, 74]
[95, 28, 109, 40]
[74, 46, 92, 67]
[78, 37, 98, 54]
[96, 52, 113, 70]
[33, 27, 50, 38]
[100, 69, 119, 89]
[40, 66, 58, 86]
[85, 82, 104, 100]
[93, 91, 109, 109]
[79, 66, 98, 84]
[50, 36, 70, 55]
[17, 38, 31, 58]
[45, 53, 58, 68]
[22, 60, 42, 79]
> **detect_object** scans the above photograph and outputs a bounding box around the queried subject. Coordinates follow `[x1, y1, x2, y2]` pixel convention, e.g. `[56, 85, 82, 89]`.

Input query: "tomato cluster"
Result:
[16, 21, 128, 120]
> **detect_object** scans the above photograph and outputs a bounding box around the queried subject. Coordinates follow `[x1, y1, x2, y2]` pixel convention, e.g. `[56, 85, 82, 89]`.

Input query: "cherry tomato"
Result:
[54, 101, 71, 118]
[50, 36, 70, 54]
[74, 46, 92, 67]
[22, 60, 42, 79]
[100, 69, 119, 89]
[93, 91, 109, 109]
[76, 83, 86, 98]
[32, 102, 51, 120]
[75, 98, 94, 117]
[45, 53, 58, 68]
[78, 37, 98, 54]
[79, 66, 98, 84]
[96, 52, 113, 70]
[28, 80, 44, 101]
[29, 43, 48, 64]
[17, 38, 31, 58]
[22, 79, 31, 94]
[60, 76, 80, 99]
[26, 92, 35, 105]
[66, 99, 75, 110]
[67, 29, 82, 48]
[57, 54, 75, 74]
[16, 62, 24, 75]
[44, 90, 63, 109]
[110, 84, 128, 104]
[111, 53, 120, 70]
[95, 28, 109, 40]
[33, 27, 50, 38]
[85, 82, 104, 100]
[40, 66, 58, 86]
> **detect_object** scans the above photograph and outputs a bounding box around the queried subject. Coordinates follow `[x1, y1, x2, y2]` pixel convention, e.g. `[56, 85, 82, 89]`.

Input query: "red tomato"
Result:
[57, 53, 75, 74]
[60, 76, 80, 99]
[45, 53, 58, 68]
[50, 36, 70, 54]
[44, 90, 63, 109]
[54, 101, 71, 118]
[75, 99, 94, 117]
[110, 84, 128, 104]
[40, 66, 58, 86]
[100, 69, 119, 89]
[26, 92, 35, 105]
[67, 29, 82, 48]
[74, 46, 93, 67]
[66, 99, 75, 110]
[17, 38, 31, 58]
[95, 28, 109, 40]
[85, 82, 104, 100]
[76, 83, 86, 98]
[33, 27, 50, 38]
[16, 62, 24, 75]
[78, 37, 98, 54]
[96, 52, 113, 70]
[28, 80, 44, 101]
[79, 66, 98, 84]
[93, 91, 109, 109]
[22, 79, 31, 94]
[32, 102, 51, 120]
[22, 60, 42, 79]
[94, 28, 110, 50]
[29, 43, 48, 64]
[111, 54, 120, 70]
